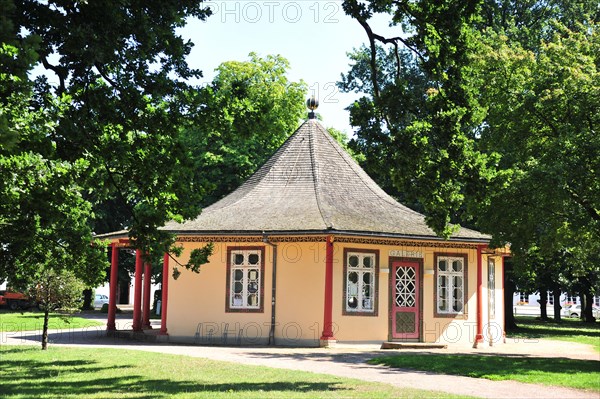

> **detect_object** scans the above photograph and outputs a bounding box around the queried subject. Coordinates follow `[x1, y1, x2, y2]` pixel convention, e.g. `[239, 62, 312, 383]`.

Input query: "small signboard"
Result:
[389, 250, 423, 258]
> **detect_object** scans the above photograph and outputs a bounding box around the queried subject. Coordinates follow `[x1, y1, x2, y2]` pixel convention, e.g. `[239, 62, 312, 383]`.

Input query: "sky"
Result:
[178, 1, 394, 134]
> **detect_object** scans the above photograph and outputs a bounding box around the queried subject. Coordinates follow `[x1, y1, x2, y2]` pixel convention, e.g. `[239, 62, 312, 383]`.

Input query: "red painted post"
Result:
[159, 253, 169, 335]
[107, 243, 119, 332]
[132, 249, 143, 332]
[320, 236, 335, 344]
[142, 259, 152, 329]
[474, 245, 485, 347]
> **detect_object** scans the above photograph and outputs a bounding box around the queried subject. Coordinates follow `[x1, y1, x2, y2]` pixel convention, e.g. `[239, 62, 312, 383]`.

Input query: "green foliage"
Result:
[472, 20, 600, 303]
[341, 1, 498, 237]
[171, 242, 214, 280]
[182, 53, 307, 206]
[28, 269, 86, 313]
[341, 1, 599, 306]
[1, 1, 217, 295]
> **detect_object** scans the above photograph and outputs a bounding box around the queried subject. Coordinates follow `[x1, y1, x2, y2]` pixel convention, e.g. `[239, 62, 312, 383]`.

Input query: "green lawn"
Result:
[369, 317, 600, 392]
[369, 353, 599, 392]
[0, 310, 103, 331]
[0, 346, 469, 399]
[508, 316, 600, 352]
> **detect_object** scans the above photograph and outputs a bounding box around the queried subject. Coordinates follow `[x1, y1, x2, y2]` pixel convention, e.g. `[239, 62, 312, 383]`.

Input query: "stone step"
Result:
[381, 342, 447, 350]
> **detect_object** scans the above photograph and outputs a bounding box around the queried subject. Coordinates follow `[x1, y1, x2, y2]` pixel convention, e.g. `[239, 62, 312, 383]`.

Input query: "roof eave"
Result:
[165, 228, 491, 244]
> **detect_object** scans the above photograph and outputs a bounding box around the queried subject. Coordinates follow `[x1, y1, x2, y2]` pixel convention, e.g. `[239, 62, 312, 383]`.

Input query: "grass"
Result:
[0, 346, 469, 399]
[369, 317, 600, 392]
[508, 316, 600, 352]
[369, 353, 599, 392]
[0, 310, 103, 332]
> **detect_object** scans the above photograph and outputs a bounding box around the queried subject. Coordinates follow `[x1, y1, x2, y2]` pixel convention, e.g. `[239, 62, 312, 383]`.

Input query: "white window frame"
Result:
[345, 251, 376, 314]
[488, 258, 495, 319]
[228, 249, 262, 311]
[436, 255, 466, 315]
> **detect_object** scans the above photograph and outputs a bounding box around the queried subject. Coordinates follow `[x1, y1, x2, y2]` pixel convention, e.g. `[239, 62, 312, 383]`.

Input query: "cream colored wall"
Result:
[164, 237, 505, 346]
[273, 242, 325, 345]
[167, 240, 327, 346]
[168, 241, 272, 344]
[332, 241, 389, 342]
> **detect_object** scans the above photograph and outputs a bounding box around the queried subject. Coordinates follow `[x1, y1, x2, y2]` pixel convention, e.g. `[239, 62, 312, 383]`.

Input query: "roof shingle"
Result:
[163, 119, 489, 242]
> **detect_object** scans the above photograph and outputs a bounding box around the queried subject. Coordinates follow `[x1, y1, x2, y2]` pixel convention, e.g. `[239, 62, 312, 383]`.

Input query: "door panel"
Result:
[392, 261, 420, 339]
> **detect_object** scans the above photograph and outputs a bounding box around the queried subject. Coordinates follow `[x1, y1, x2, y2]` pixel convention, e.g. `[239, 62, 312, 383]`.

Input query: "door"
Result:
[391, 261, 420, 339]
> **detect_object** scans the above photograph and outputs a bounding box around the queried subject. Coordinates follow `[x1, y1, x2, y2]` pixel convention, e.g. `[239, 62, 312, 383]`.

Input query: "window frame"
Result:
[488, 257, 495, 319]
[225, 246, 265, 313]
[434, 253, 468, 318]
[342, 248, 379, 316]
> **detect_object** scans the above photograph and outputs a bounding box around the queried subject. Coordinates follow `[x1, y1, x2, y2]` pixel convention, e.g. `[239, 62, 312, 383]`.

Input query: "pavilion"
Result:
[100, 104, 508, 347]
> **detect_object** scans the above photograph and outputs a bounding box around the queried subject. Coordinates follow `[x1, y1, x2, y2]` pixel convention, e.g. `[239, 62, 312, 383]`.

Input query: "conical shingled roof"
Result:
[163, 119, 489, 241]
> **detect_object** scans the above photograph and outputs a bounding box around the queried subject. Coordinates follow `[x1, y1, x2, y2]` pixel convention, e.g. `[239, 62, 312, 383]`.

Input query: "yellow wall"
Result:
[162, 236, 506, 347]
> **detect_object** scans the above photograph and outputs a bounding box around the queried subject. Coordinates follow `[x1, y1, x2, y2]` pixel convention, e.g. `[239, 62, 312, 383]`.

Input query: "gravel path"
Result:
[1, 314, 598, 399]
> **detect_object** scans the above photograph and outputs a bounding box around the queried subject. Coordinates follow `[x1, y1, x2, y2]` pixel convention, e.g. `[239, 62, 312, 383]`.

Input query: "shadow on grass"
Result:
[0, 348, 347, 398]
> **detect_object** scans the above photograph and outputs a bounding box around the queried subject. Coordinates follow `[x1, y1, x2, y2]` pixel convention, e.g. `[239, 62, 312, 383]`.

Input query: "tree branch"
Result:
[94, 63, 120, 90]
[41, 57, 66, 94]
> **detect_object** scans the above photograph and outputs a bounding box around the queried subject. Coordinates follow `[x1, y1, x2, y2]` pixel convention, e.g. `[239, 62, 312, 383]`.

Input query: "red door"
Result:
[391, 261, 420, 339]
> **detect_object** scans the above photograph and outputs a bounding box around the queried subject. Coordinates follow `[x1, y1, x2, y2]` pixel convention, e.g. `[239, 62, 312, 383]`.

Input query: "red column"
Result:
[107, 243, 119, 332]
[320, 236, 335, 343]
[159, 252, 169, 335]
[474, 245, 485, 347]
[142, 259, 152, 329]
[132, 249, 143, 332]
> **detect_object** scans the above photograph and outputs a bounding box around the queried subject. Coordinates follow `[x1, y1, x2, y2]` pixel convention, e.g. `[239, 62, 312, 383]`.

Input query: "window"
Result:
[343, 249, 378, 315]
[226, 248, 264, 312]
[595, 296, 600, 307]
[435, 254, 467, 315]
[488, 258, 495, 319]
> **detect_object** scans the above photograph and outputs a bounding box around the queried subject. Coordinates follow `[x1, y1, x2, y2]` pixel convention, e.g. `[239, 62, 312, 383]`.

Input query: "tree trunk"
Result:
[504, 259, 518, 330]
[584, 292, 595, 322]
[552, 288, 562, 322]
[539, 289, 548, 320]
[82, 288, 93, 310]
[580, 294, 586, 321]
[42, 309, 49, 350]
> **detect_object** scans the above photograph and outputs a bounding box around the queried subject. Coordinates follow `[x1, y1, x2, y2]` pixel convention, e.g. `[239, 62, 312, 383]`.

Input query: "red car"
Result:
[0, 290, 36, 310]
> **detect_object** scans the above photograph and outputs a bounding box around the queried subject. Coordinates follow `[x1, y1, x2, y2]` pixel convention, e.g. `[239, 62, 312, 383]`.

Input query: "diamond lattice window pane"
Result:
[395, 311, 416, 333]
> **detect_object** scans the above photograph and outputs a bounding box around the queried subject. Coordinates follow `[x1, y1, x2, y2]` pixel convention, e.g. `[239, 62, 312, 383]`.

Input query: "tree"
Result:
[1, 1, 215, 296]
[181, 53, 307, 206]
[28, 269, 86, 350]
[472, 20, 600, 321]
[341, 0, 498, 237]
[341, 0, 599, 322]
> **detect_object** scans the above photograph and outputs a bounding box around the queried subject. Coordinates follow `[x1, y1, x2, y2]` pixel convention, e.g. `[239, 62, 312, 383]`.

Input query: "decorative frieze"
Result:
[175, 234, 479, 249]
[335, 236, 478, 250]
